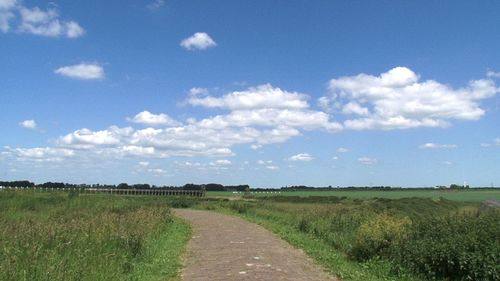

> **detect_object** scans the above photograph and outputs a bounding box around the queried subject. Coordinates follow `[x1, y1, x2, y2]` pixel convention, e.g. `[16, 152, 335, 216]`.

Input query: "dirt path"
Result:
[175, 209, 337, 281]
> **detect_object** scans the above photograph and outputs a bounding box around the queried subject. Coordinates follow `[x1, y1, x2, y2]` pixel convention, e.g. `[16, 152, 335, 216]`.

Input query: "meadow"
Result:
[0, 190, 190, 281]
[208, 188, 500, 202]
[198, 190, 500, 281]
[1, 188, 498, 281]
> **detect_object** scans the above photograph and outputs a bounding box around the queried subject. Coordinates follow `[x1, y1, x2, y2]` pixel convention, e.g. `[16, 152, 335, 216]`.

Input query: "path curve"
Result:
[175, 209, 337, 281]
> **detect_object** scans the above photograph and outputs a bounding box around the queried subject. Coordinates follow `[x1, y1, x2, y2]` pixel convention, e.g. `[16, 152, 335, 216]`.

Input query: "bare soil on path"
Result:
[175, 209, 337, 281]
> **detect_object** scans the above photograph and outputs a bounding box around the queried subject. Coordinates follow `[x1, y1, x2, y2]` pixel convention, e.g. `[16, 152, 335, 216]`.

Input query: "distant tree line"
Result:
[0, 180, 492, 190]
[0, 180, 249, 191]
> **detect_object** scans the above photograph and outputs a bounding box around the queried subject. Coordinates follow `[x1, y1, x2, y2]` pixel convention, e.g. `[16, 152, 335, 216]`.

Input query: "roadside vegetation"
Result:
[0, 190, 190, 281]
[1, 188, 498, 281]
[187, 194, 499, 281]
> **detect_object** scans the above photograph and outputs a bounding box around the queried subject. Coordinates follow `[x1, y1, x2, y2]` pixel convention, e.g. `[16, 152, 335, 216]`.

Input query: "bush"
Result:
[398, 210, 500, 280]
[350, 213, 411, 261]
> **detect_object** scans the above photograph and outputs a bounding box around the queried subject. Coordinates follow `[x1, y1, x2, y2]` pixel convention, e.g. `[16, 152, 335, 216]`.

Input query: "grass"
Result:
[192, 195, 499, 281]
[0, 190, 190, 281]
[208, 188, 500, 202]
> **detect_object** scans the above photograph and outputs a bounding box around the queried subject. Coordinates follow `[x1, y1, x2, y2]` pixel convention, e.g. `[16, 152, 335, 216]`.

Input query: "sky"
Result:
[1, 0, 500, 187]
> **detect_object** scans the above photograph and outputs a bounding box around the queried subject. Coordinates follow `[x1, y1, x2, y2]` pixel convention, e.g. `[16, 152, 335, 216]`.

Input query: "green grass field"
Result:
[208, 189, 500, 202]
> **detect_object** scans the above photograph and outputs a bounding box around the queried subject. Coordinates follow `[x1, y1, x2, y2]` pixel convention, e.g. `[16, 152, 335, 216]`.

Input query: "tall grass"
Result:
[0, 190, 190, 281]
[194, 196, 499, 281]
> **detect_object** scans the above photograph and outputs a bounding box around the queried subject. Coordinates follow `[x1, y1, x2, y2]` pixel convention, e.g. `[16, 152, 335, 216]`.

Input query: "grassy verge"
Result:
[0, 191, 191, 281]
[131, 217, 191, 281]
[190, 197, 498, 281]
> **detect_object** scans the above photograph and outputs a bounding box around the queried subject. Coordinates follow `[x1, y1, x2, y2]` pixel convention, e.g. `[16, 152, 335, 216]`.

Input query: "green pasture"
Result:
[0, 190, 190, 281]
[208, 189, 500, 202]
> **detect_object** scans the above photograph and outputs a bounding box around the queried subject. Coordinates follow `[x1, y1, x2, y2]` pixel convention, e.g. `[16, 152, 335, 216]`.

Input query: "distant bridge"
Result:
[0, 186, 206, 197]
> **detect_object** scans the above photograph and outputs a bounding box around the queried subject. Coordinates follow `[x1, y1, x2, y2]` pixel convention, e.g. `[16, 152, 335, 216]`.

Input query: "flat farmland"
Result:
[207, 189, 500, 202]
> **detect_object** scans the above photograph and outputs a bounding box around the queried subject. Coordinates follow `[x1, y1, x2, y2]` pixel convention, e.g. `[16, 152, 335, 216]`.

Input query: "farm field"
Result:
[207, 188, 500, 202]
[0, 191, 190, 281]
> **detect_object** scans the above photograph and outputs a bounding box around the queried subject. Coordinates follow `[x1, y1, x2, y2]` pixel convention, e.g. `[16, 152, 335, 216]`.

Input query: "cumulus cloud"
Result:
[358, 157, 377, 165]
[11, 5, 85, 38]
[419, 143, 457, 149]
[19, 119, 36, 129]
[5, 146, 74, 162]
[54, 63, 104, 80]
[187, 84, 309, 110]
[128, 111, 180, 127]
[322, 67, 499, 130]
[138, 161, 150, 167]
[0, 0, 16, 32]
[58, 126, 133, 148]
[288, 153, 314, 162]
[180, 32, 216, 50]
[187, 84, 342, 133]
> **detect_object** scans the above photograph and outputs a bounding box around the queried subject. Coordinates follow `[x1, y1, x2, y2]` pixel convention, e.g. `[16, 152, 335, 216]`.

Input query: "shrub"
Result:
[350, 213, 411, 261]
[398, 210, 500, 280]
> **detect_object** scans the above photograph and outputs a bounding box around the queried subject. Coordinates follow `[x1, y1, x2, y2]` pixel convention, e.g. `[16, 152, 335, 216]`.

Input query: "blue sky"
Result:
[1, 0, 499, 187]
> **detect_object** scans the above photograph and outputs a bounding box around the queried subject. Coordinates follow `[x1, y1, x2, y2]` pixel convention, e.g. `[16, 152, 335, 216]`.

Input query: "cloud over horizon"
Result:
[321, 67, 499, 130]
[4, 68, 498, 169]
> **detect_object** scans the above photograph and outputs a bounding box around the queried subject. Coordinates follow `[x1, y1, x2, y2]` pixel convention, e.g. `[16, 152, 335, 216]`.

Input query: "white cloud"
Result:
[0, 0, 17, 10]
[250, 144, 262, 150]
[128, 111, 180, 127]
[336, 147, 349, 153]
[195, 109, 341, 132]
[180, 32, 216, 50]
[322, 67, 499, 130]
[266, 165, 280, 170]
[54, 63, 104, 80]
[187, 84, 309, 110]
[419, 143, 457, 149]
[495, 138, 500, 146]
[358, 157, 377, 165]
[443, 161, 453, 165]
[148, 168, 168, 175]
[17, 6, 84, 38]
[120, 145, 155, 157]
[0, 0, 16, 32]
[7, 147, 74, 162]
[138, 161, 150, 167]
[147, 0, 165, 11]
[187, 84, 342, 133]
[486, 71, 500, 78]
[288, 153, 313, 162]
[19, 119, 36, 129]
[209, 159, 232, 166]
[58, 126, 133, 148]
[64, 21, 84, 38]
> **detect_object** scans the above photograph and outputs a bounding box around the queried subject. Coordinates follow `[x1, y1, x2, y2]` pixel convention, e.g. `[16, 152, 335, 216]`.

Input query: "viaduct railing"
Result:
[0, 186, 206, 197]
